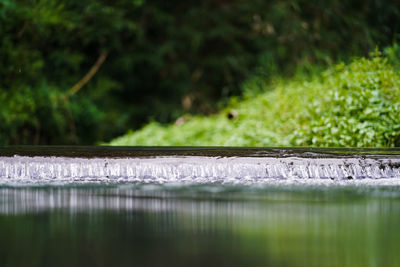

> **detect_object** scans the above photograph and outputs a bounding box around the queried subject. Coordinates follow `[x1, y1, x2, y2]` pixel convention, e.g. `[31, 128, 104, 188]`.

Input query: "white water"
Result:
[0, 155, 399, 183]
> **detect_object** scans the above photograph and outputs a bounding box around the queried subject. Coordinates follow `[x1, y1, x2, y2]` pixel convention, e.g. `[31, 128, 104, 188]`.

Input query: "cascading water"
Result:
[2, 147, 400, 266]
[0, 147, 399, 183]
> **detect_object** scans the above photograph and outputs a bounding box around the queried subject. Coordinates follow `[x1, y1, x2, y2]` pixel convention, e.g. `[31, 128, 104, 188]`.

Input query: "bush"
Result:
[110, 53, 400, 147]
[294, 53, 400, 147]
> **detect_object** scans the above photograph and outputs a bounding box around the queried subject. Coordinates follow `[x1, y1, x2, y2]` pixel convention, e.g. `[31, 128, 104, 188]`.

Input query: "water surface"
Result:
[1, 147, 400, 267]
[0, 183, 399, 267]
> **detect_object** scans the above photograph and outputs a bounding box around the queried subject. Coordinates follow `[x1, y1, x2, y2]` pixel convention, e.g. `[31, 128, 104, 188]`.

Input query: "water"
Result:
[1, 147, 400, 182]
[1, 147, 400, 267]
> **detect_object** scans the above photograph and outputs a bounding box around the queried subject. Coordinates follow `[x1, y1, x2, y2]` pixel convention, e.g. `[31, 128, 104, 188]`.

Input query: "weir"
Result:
[0, 147, 400, 183]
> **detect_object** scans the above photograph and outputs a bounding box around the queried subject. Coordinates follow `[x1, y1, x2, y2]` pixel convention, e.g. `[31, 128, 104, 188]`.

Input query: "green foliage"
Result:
[0, 0, 141, 144]
[110, 54, 400, 147]
[1, 0, 400, 144]
[294, 55, 400, 147]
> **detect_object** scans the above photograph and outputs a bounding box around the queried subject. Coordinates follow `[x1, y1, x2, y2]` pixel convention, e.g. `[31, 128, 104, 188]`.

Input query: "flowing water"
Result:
[1, 147, 400, 267]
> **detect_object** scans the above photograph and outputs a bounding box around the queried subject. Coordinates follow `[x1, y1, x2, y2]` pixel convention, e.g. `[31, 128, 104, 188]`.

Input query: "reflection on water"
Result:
[0, 184, 399, 267]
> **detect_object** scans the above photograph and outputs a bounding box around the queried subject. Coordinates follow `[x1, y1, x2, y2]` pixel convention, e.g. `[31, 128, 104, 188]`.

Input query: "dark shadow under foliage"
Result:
[1, 0, 399, 145]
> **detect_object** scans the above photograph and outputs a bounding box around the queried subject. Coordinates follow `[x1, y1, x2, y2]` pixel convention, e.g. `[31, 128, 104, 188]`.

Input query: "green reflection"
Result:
[0, 186, 399, 267]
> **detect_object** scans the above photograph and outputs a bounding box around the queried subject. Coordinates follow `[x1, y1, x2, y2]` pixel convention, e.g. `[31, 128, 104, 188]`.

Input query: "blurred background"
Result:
[1, 0, 400, 145]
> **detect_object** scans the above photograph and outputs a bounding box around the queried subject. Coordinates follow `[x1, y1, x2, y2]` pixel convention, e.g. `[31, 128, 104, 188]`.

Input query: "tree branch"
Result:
[68, 51, 108, 95]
